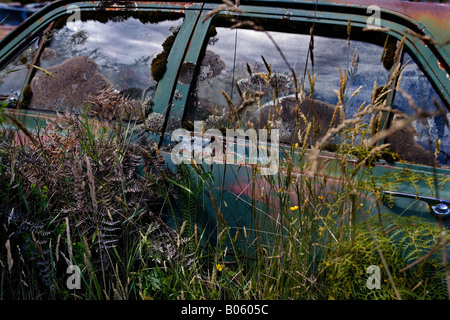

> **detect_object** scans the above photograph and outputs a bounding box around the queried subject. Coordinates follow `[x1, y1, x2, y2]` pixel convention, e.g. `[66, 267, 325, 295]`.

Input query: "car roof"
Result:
[7, 1, 449, 48]
[244, 0, 449, 43]
[241, 0, 448, 63]
[1, 0, 448, 81]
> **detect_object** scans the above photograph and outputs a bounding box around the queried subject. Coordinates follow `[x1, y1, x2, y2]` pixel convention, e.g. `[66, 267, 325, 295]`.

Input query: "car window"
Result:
[388, 51, 450, 167]
[27, 12, 184, 119]
[185, 17, 391, 147]
[0, 38, 39, 103]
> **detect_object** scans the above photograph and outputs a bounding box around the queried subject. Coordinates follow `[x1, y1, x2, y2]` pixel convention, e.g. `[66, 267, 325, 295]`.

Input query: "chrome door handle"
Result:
[382, 191, 450, 220]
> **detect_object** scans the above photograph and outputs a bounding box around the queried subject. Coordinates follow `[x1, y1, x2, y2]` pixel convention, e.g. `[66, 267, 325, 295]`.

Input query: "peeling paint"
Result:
[438, 60, 450, 80]
[148, 2, 194, 9]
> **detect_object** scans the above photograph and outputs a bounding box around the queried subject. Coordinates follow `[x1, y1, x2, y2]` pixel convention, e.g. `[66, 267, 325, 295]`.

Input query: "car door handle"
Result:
[382, 191, 450, 220]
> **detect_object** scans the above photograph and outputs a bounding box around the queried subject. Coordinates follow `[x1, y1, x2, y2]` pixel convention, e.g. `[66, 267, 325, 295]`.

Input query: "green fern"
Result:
[176, 164, 214, 241]
[178, 164, 198, 240]
[319, 214, 449, 300]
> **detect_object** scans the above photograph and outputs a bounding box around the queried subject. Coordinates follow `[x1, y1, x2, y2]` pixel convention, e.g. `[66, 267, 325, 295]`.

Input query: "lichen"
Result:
[151, 51, 169, 82]
[42, 29, 54, 43]
[29, 56, 111, 112]
[21, 85, 33, 108]
[40, 48, 56, 61]
[238, 73, 293, 96]
[142, 97, 154, 116]
[145, 112, 164, 132]
[382, 36, 397, 71]
[199, 50, 226, 80]
[204, 109, 227, 130]
[248, 96, 336, 145]
[151, 32, 178, 82]
[385, 123, 437, 166]
[69, 29, 88, 46]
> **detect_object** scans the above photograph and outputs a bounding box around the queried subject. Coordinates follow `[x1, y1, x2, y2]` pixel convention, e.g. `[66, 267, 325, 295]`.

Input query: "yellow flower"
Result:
[318, 226, 325, 236]
[318, 196, 324, 200]
[294, 143, 299, 148]
[290, 205, 299, 211]
[216, 264, 224, 272]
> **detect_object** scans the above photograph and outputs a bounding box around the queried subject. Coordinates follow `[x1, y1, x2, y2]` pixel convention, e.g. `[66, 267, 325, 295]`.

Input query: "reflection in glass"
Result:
[391, 52, 449, 166]
[29, 16, 184, 113]
[189, 24, 390, 146]
[0, 39, 38, 101]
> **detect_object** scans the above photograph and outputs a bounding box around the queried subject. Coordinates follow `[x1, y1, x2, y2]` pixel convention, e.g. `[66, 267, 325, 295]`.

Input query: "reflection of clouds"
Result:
[205, 26, 388, 115]
[42, 17, 184, 91]
[66, 18, 183, 66]
[212, 28, 385, 80]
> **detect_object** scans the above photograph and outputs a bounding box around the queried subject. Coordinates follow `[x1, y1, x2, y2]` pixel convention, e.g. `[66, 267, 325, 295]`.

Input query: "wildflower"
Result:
[216, 264, 224, 272]
[318, 226, 325, 236]
[318, 196, 324, 200]
[290, 205, 299, 211]
[294, 143, 299, 148]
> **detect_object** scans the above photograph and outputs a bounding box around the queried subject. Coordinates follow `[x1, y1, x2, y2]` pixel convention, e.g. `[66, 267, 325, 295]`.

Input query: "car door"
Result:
[162, 2, 450, 257]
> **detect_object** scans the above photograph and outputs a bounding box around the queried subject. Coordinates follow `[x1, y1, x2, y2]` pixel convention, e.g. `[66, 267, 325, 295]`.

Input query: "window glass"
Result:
[187, 17, 390, 146]
[0, 39, 39, 102]
[28, 13, 184, 117]
[389, 51, 449, 167]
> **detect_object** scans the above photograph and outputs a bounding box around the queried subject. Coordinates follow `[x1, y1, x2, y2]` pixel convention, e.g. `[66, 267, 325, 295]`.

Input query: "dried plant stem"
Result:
[65, 217, 73, 266]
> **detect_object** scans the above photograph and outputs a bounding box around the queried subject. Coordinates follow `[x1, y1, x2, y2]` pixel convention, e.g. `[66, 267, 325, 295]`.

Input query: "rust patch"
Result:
[438, 60, 450, 80]
[96, 1, 137, 11]
[328, 0, 449, 35]
[144, 2, 194, 9]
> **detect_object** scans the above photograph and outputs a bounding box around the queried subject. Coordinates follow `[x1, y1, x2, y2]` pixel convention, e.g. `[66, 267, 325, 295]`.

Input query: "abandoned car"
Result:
[0, 0, 449, 259]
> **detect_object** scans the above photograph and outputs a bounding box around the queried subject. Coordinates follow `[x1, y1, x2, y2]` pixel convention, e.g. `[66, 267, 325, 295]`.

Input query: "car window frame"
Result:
[166, 5, 449, 167]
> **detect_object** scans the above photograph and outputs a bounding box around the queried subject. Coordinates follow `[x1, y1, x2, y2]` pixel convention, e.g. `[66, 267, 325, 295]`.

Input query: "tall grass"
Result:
[0, 99, 200, 299]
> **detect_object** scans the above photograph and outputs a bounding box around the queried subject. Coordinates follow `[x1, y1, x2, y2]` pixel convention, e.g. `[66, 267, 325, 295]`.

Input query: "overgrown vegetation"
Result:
[0, 102, 197, 299]
[0, 2, 449, 300]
